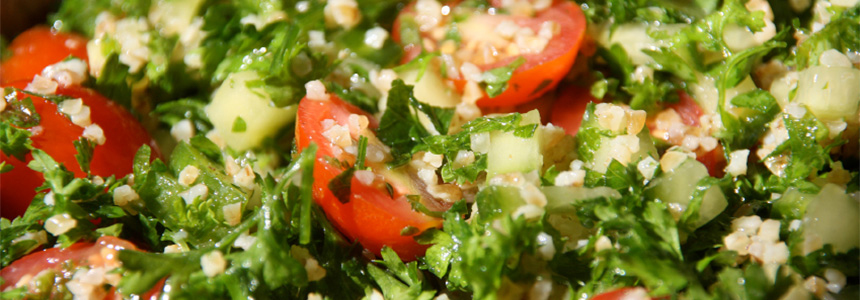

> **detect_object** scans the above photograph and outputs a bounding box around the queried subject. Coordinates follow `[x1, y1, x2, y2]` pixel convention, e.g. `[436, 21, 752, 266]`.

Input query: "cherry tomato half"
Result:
[592, 287, 665, 300]
[1, 82, 160, 219]
[394, 1, 586, 107]
[296, 96, 442, 260]
[0, 26, 89, 84]
[0, 236, 161, 299]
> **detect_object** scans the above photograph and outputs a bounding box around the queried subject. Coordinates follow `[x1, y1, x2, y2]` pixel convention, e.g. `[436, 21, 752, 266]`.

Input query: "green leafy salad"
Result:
[0, 0, 858, 299]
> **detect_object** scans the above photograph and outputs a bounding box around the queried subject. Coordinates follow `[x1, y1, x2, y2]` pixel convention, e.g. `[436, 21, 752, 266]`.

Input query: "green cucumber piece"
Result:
[802, 184, 860, 254]
[486, 110, 542, 177]
[398, 65, 460, 108]
[796, 66, 860, 122]
[647, 158, 727, 229]
[205, 71, 297, 151]
[542, 186, 621, 214]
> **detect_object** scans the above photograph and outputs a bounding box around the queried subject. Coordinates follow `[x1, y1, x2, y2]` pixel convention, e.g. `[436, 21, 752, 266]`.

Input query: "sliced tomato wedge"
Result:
[393, 1, 586, 107]
[592, 287, 666, 300]
[0, 26, 89, 84]
[0, 236, 161, 299]
[296, 96, 442, 260]
[550, 84, 600, 136]
[0, 81, 160, 219]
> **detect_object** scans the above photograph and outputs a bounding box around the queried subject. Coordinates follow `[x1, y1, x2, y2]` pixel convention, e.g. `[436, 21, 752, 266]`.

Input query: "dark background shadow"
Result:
[2, 0, 59, 39]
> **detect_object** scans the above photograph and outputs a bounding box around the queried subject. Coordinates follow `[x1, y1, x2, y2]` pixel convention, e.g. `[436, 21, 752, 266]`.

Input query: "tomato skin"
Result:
[591, 287, 668, 300]
[0, 82, 160, 219]
[550, 85, 599, 136]
[393, 1, 586, 108]
[0, 236, 161, 299]
[473, 1, 584, 108]
[296, 96, 442, 260]
[0, 26, 89, 84]
[0, 236, 138, 290]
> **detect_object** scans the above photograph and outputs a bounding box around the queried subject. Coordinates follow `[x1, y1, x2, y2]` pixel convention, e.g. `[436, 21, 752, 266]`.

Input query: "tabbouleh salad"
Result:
[0, 0, 858, 299]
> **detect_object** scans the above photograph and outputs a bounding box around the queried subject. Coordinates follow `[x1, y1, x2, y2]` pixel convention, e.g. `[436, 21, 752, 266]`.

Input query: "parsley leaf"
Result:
[368, 247, 436, 300]
[153, 98, 213, 133]
[480, 57, 526, 98]
[328, 168, 355, 204]
[0, 121, 32, 161]
[376, 80, 430, 165]
[776, 114, 831, 183]
[795, 6, 860, 69]
[409, 97, 454, 135]
[2, 92, 40, 128]
[73, 138, 96, 174]
[717, 89, 781, 150]
[232, 116, 247, 133]
[93, 53, 134, 110]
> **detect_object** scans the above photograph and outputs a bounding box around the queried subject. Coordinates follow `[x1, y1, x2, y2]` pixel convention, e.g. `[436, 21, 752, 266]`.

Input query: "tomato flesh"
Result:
[1, 236, 138, 290]
[668, 90, 703, 127]
[668, 91, 726, 177]
[550, 85, 599, 136]
[0, 26, 89, 84]
[394, 1, 586, 107]
[296, 96, 442, 260]
[0, 82, 160, 219]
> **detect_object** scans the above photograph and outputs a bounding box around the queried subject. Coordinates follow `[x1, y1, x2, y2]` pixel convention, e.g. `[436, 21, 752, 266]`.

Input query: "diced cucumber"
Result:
[398, 65, 460, 108]
[723, 24, 760, 53]
[399, 64, 460, 134]
[205, 71, 297, 151]
[148, 0, 205, 35]
[647, 158, 727, 229]
[802, 183, 860, 254]
[486, 110, 542, 177]
[474, 186, 526, 223]
[796, 66, 860, 122]
[689, 73, 757, 115]
[541, 186, 621, 214]
[597, 23, 685, 66]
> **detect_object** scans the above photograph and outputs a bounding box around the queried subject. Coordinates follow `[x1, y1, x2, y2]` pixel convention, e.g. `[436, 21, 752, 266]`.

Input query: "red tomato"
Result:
[296, 96, 442, 260]
[0, 82, 160, 219]
[0, 236, 161, 299]
[668, 90, 702, 127]
[592, 287, 664, 300]
[697, 147, 727, 178]
[668, 90, 726, 177]
[393, 1, 586, 107]
[0, 26, 89, 84]
[550, 85, 599, 136]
